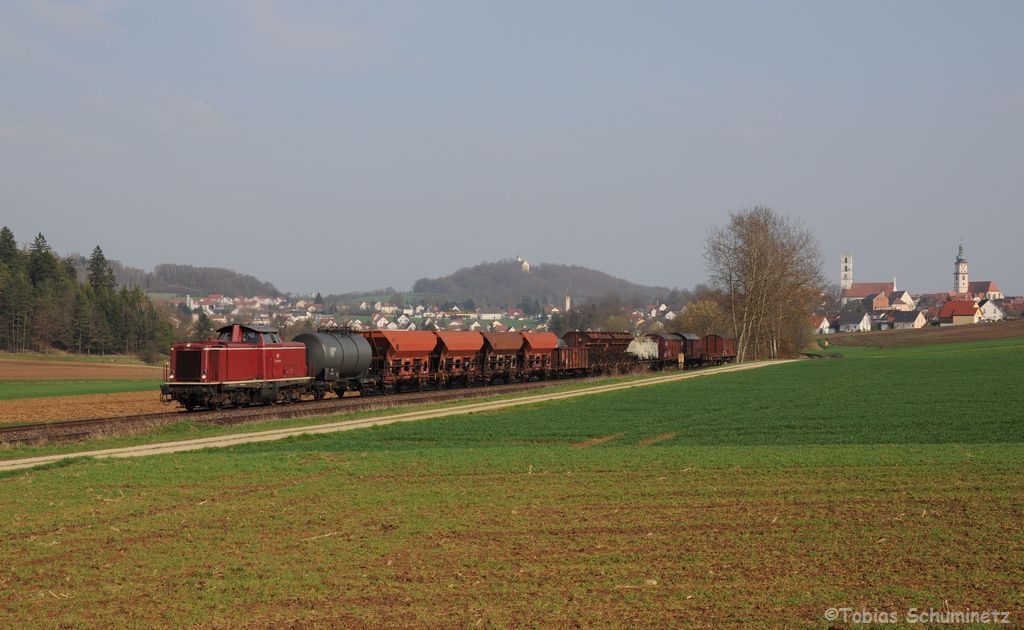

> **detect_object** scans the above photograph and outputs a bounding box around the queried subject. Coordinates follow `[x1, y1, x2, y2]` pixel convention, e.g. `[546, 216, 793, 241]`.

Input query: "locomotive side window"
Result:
[263, 333, 281, 344]
[218, 331, 232, 341]
[242, 330, 260, 344]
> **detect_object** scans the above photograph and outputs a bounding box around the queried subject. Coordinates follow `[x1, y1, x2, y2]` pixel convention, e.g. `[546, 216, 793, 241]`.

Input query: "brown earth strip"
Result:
[636, 432, 676, 447]
[0, 391, 170, 425]
[825, 319, 1024, 348]
[573, 433, 624, 448]
[0, 359, 163, 381]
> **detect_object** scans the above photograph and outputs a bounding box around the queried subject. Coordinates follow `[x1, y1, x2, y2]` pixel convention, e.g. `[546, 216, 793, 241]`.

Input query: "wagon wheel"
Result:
[313, 387, 324, 401]
[184, 403, 196, 412]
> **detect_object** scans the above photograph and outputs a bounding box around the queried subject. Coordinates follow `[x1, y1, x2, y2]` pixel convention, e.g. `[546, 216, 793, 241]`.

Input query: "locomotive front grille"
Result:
[175, 349, 203, 381]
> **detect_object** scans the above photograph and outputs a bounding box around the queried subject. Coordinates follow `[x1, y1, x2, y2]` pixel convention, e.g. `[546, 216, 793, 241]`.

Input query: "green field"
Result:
[0, 379, 161, 401]
[0, 352, 152, 365]
[0, 339, 1021, 626]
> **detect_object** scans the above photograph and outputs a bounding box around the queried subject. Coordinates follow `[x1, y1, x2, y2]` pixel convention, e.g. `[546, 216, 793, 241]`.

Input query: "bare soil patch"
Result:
[825, 319, 1024, 348]
[0, 391, 169, 424]
[636, 432, 676, 446]
[0, 359, 163, 381]
[572, 433, 624, 448]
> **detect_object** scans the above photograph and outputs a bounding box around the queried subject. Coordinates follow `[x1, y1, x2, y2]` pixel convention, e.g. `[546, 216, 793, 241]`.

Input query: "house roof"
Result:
[841, 282, 896, 299]
[810, 315, 829, 328]
[969, 280, 1002, 294]
[891, 310, 923, 323]
[888, 290, 911, 302]
[939, 301, 979, 318]
[837, 312, 868, 325]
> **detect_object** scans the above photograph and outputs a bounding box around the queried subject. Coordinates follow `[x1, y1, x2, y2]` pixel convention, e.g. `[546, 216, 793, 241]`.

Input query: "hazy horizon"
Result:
[2, 1, 1021, 295]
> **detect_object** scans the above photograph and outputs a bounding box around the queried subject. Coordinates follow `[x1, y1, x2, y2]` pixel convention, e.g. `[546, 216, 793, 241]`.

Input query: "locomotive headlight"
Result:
[201, 370, 207, 380]
[169, 370, 175, 380]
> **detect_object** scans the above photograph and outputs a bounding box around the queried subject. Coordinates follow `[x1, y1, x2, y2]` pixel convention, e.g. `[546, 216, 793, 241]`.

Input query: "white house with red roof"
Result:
[810, 315, 832, 335]
[938, 300, 980, 326]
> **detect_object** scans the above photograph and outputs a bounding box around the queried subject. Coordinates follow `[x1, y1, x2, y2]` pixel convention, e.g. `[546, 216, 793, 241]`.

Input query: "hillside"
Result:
[412, 259, 672, 306]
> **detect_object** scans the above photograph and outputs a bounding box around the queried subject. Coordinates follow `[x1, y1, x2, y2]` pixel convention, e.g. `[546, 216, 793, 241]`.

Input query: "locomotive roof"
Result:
[216, 323, 280, 334]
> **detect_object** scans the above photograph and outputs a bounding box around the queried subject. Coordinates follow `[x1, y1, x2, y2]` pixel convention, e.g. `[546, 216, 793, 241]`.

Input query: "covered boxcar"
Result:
[677, 333, 701, 366]
[646, 332, 683, 369]
[697, 334, 737, 365]
[561, 331, 636, 374]
[162, 324, 309, 410]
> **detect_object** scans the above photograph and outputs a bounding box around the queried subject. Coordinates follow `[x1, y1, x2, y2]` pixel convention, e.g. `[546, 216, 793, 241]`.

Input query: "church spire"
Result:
[954, 240, 969, 293]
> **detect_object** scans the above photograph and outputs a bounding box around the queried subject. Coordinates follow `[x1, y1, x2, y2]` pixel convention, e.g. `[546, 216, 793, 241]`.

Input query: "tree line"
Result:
[0, 227, 173, 361]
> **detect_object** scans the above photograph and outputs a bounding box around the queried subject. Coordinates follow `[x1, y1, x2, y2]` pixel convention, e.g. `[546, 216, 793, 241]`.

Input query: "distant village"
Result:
[160, 243, 1019, 339]
[813, 242, 1020, 335]
[164, 290, 687, 336]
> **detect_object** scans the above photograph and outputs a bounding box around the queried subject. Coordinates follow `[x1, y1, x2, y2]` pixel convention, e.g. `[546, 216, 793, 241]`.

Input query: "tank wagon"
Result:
[162, 324, 736, 410]
[293, 330, 372, 399]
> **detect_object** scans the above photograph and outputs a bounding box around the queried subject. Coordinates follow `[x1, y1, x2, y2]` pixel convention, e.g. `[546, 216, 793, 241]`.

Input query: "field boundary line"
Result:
[0, 360, 795, 472]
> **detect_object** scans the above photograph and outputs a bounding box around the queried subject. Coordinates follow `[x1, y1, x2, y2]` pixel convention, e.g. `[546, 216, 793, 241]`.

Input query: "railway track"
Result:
[0, 375, 612, 446]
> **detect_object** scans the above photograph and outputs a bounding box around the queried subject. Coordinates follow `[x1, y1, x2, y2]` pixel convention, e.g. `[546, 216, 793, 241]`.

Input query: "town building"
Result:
[978, 299, 1004, 322]
[938, 300, 981, 326]
[836, 312, 871, 333]
[890, 310, 927, 330]
[840, 282, 896, 306]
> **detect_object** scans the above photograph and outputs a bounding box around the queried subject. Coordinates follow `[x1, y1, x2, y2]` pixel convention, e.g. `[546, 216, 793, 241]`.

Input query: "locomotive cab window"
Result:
[242, 330, 260, 344]
[263, 333, 281, 344]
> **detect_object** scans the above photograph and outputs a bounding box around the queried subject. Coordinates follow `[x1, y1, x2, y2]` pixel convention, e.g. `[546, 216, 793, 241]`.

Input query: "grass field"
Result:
[0, 352, 154, 366]
[0, 338, 1021, 626]
[0, 379, 161, 401]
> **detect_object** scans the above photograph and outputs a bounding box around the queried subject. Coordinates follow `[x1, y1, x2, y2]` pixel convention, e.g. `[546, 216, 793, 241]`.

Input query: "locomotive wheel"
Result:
[184, 403, 196, 412]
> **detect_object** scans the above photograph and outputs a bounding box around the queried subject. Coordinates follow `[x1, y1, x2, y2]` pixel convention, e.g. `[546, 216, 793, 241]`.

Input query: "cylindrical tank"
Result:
[294, 332, 373, 382]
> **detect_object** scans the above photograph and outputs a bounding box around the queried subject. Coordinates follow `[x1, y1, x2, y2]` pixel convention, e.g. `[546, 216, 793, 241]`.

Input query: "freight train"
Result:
[160, 323, 737, 411]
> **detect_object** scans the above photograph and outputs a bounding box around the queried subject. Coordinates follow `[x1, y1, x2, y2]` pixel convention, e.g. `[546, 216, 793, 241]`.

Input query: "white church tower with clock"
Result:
[954, 241, 969, 294]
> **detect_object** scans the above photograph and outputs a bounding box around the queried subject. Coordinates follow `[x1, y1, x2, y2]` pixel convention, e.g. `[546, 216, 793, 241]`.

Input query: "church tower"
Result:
[840, 253, 853, 290]
[954, 241, 969, 294]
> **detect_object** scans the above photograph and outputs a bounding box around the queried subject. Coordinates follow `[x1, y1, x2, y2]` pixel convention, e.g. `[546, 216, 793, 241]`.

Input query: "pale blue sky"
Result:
[1, 1, 1021, 294]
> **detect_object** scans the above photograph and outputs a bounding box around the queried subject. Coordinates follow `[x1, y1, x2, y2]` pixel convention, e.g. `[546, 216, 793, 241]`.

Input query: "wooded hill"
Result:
[412, 259, 673, 308]
[60, 258, 282, 298]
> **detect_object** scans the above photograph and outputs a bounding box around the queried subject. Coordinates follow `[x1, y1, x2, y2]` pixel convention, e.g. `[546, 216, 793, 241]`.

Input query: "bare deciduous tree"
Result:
[705, 207, 823, 362]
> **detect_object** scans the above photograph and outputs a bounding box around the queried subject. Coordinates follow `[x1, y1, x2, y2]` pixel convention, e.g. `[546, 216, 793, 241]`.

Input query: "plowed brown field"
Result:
[826, 319, 1024, 347]
[0, 359, 163, 381]
[0, 391, 170, 424]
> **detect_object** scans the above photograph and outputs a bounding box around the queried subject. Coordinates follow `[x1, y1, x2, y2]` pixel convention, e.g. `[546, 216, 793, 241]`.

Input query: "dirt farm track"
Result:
[0, 358, 163, 381]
